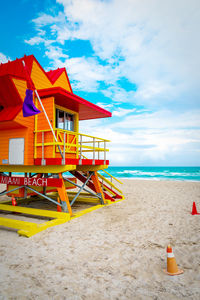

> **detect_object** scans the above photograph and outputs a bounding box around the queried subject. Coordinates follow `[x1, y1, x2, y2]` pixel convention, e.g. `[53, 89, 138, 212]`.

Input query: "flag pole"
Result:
[22, 60, 64, 160]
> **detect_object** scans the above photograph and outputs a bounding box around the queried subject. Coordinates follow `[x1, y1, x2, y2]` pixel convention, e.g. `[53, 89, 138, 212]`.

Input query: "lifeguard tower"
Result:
[0, 55, 124, 237]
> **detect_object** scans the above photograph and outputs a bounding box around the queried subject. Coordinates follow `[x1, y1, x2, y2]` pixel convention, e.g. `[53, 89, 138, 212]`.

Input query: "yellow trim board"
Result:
[0, 204, 69, 219]
[18, 218, 69, 238]
[0, 165, 76, 173]
[76, 165, 108, 172]
[0, 204, 70, 238]
[0, 197, 124, 237]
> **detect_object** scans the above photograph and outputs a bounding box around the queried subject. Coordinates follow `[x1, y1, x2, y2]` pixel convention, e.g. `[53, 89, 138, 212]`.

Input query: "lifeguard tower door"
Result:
[9, 138, 24, 165]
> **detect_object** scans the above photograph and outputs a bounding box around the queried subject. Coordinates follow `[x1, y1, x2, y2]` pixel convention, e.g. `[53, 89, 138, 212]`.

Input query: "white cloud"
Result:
[26, 0, 200, 108]
[25, 36, 47, 45]
[32, 12, 65, 28]
[96, 102, 113, 110]
[112, 108, 136, 117]
[65, 56, 107, 91]
[79, 109, 200, 165]
[110, 109, 200, 130]
[49, 54, 120, 92]
[0, 53, 10, 63]
[24, 0, 200, 165]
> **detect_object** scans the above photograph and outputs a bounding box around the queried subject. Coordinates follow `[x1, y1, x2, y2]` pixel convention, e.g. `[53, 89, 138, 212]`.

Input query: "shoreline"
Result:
[107, 177, 200, 182]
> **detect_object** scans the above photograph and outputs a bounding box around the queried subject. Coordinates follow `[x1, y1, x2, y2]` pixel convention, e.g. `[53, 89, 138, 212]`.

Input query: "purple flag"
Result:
[23, 89, 41, 117]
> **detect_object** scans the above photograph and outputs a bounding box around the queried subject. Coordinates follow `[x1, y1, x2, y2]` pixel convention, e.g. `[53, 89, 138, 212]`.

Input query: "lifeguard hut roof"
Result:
[0, 55, 111, 121]
[38, 87, 111, 120]
[0, 74, 23, 122]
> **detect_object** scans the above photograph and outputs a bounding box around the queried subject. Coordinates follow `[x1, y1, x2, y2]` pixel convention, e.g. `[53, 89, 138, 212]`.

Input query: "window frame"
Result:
[55, 107, 77, 132]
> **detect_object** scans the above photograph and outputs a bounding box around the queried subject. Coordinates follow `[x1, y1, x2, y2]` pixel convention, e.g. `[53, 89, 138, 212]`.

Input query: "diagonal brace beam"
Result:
[63, 177, 101, 199]
[26, 186, 62, 207]
[70, 172, 94, 206]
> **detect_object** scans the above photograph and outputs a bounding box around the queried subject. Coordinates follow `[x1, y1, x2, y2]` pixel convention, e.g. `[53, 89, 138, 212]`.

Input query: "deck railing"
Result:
[34, 129, 110, 164]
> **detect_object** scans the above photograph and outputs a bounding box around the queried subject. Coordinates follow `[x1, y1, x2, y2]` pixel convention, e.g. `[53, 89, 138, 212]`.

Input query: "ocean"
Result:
[99, 166, 200, 181]
[10, 166, 200, 181]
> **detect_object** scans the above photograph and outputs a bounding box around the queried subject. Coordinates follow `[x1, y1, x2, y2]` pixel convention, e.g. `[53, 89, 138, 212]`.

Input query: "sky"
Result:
[0, 0, 200, 166]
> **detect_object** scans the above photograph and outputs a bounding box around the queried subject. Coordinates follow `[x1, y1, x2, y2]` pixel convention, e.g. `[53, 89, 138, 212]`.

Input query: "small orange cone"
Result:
[164, 245, 183, 275]
[57, 197, 62, 212]
[11, 196, 17, 206]
[191, 202, 200, 215]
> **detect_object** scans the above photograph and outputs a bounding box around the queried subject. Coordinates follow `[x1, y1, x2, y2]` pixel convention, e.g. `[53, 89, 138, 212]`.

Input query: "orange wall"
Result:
[0, 128, 30, 165]
[35, 97, 55, 159]
[0, 78, 35, 165]
[13, 78, 35, 165]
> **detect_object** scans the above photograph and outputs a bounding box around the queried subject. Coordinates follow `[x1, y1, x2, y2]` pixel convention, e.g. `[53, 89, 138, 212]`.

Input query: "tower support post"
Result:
[57, 173, 72, 215]
[90, 171, 105, 205]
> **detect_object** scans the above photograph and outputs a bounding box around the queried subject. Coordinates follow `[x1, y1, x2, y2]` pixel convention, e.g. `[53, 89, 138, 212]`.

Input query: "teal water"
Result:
[11, 167, 200, 181]
[99, 167, 200, 181]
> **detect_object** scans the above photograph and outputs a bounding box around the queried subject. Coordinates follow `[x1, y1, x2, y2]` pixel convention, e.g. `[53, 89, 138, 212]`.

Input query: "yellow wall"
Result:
[31, 61, 52, 90]
[53, 72, 72, 92]
[31, 60, 72, 92]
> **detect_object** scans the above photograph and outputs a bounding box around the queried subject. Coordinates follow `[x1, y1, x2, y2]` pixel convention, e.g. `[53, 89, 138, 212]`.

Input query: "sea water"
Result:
[99, 166, 200, 181]
[12, 166, 200, 181]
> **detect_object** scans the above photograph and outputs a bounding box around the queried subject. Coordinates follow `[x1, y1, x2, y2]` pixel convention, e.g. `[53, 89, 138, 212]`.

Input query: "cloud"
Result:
[64, 56, 110, 92]
[25, 36, 48, 46]
[0, 53, 10, 63]
[110, 109, 200, 130]
[23, 0, 200, 165]
[79, 109, 200, 165]
[96, 102, 113, 110]
[26, 0, 200, 108]
[112, 108, 136, 117]
[32, 12, 65, 29]
[46, 53, 121, 92]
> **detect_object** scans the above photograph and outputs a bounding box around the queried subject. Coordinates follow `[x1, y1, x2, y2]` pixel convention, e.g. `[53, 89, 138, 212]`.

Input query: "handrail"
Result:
[98, 173, 123, 193]
[79, 132, 110, 142]
[101, 169, 123, 184]
[34, 129, 110, 142]
[34, 129, 110, 161]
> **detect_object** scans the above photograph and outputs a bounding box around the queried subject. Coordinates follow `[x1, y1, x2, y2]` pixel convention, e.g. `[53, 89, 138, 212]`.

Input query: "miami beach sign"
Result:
[0, 176, 62, 187]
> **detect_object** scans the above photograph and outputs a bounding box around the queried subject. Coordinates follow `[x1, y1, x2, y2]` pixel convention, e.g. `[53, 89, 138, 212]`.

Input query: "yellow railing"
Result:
[78, 132, 110, 162]
[34, 129, 110, 163]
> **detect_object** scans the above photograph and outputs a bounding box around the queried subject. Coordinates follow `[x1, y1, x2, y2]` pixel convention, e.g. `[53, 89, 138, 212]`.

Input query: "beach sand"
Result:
[0, 179, 200, 299]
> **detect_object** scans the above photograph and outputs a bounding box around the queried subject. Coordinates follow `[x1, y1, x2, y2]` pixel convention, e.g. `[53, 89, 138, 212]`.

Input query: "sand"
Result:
[0, 179, 200, 299]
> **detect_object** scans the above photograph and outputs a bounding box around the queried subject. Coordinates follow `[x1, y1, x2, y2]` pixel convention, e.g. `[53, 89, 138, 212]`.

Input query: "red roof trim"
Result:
[34, 158, 109, 166]
[38, 87, 112, 119]
[0, 55, 34, 81]
[46, 68, 73, 92]
[0, 55, 73, 93]
[0, 106, 22, 122]
[29, 56, 73, 92]
[46, 69, 64, 82]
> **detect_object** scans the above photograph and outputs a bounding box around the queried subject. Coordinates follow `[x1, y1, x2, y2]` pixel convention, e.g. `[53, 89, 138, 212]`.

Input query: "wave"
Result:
[101, 167, 200, 181]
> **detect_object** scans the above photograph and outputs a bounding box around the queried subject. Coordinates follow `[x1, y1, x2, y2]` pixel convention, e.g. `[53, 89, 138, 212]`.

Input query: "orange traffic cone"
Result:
[191, 202, 200, 215]
[11, 196, 17, 206]
[57, 197, 62, 212]
[164, 245, 183, 275]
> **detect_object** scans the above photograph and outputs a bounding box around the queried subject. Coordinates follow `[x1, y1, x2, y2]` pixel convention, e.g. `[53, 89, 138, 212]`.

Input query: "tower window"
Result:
[56, 109, 74, 131]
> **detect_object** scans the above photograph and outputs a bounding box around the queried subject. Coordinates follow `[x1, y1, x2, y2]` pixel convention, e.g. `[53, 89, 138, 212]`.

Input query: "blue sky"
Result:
[1, 0, 200, 166]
